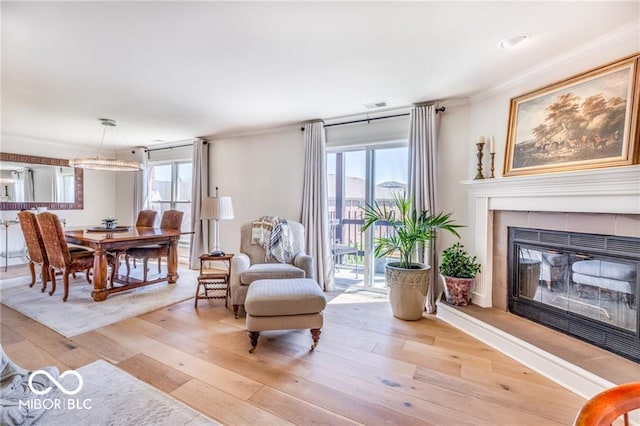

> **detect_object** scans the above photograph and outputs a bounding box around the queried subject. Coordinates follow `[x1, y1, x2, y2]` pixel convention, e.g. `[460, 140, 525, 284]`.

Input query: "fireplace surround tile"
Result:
[567, 213, 616, 235]
[615, 214, 640, 237]
[528, 211, 568, 231]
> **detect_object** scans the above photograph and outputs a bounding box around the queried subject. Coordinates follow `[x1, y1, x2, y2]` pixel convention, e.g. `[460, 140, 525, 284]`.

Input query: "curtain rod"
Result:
[144, 141, 206, 153]
[300, 107, 445, 131]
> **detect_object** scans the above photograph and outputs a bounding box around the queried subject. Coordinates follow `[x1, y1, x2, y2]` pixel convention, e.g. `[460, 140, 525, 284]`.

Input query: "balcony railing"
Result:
[330, 210, 396, 270]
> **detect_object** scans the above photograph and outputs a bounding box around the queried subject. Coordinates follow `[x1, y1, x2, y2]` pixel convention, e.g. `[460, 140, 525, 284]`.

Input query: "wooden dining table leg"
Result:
[91, 247, 109, 301]
[167, 238, 179, 284]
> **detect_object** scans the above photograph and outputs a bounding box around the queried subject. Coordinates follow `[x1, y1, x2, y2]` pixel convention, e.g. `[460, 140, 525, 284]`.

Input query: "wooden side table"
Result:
[195, 253, 233, 308]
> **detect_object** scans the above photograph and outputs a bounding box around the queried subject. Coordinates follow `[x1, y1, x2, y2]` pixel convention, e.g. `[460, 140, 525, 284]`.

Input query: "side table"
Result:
[1, 219, 20, 272]
[195, 253, 233, 308]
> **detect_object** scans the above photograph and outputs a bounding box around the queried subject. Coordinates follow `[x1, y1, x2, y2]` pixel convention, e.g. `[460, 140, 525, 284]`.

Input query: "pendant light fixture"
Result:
[69, 118, 143, 171]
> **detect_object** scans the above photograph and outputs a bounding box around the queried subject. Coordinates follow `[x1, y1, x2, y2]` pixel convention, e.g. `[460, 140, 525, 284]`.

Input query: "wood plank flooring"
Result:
[1, 273, 586, 425]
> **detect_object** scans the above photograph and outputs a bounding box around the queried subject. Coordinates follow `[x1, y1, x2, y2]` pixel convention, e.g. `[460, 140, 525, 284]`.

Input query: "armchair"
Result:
[230, 220, 314, 317]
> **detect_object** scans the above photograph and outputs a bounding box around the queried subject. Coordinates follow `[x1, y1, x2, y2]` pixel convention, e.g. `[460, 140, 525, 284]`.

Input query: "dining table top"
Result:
[64, 226, 187, 244]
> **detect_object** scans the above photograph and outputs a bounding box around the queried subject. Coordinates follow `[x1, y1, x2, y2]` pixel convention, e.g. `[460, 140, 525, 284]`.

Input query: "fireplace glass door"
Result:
[515, 245, 638, 333]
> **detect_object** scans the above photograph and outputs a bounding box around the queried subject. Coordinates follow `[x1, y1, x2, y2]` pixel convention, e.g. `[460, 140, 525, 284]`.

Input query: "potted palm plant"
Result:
[439, 242, 481, 306]
[361, 193, 461, 320]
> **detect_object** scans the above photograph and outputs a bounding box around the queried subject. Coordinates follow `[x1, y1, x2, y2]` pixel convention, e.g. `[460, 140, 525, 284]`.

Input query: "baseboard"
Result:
[436, 299, 615, 400]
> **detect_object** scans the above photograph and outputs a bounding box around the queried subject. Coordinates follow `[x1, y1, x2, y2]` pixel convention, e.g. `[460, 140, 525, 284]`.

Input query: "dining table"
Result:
[64, 226, 188, 302]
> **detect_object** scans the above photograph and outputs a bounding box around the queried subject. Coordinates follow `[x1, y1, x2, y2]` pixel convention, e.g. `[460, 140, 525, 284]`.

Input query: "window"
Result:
[147, 161, 192, 248]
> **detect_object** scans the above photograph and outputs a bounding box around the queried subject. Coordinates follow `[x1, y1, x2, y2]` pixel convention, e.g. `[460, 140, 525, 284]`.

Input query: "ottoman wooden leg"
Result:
[310, 328, 321, 351]
[248, 331, 260, 353]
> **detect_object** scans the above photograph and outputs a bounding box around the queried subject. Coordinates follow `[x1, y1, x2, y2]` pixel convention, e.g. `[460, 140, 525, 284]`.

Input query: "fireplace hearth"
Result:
[508, 227, 640, 362]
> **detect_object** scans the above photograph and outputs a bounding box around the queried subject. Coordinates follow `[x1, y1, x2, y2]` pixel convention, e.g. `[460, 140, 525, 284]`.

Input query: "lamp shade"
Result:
[201, 196, 234, 221]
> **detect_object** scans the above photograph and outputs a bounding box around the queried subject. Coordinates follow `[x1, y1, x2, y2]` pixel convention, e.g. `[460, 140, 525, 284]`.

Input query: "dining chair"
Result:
[573, 382, 640, 425]
[110, 209, 158, 282]
[136, 209, 158, 227]
[36, 212, 107, 302]
[125, 210, 183, 282]
[18, 210, 90, 292]
[17, 210, 50, 291]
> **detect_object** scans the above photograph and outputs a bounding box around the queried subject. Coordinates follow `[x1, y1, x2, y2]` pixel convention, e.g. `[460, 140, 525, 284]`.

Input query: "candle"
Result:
[490, 136, 495, 153]
[478, 136, 485, 145]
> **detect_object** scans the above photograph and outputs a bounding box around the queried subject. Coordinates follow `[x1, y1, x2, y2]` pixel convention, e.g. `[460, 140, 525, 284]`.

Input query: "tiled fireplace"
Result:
[462, 166, 640, 309]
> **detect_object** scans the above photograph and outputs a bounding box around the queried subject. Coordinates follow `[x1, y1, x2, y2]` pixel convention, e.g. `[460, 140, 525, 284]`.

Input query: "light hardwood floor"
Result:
[1, 267, 586, 425]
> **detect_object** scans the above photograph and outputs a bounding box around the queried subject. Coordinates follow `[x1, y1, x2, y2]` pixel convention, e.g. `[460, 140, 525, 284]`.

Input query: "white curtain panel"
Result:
[24, 169, 35, 202]
[302, 121, 335, 291]
[188, 139, 209, 269]
[132, 147, 149, 224]
[408, 104, 440, 313]
[53, 166, 62, 202]
[12, 171, 24, 202]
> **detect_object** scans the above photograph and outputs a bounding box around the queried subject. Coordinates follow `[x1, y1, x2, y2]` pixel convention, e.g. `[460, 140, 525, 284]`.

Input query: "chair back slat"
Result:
[17, 211, 47, 264]
[136, 210, 157, 227]
[36, 212, 72, 269]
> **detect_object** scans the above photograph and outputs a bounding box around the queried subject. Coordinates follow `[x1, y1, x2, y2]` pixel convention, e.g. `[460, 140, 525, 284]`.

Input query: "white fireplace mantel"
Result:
[462, 165, 640, 307]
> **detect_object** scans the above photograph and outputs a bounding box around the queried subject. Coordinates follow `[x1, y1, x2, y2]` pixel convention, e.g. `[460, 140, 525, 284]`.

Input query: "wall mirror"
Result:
[0, 152, 83, 210]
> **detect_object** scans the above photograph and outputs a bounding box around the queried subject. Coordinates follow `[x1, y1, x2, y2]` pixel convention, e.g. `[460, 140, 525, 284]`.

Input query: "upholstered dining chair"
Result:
[135, 209, 158, 227]
[110, 209, 158, 281]
[18, 210, 90, 293]
[17, 210, 50, 291]
[229, 219, 314, 318]
[36, 212, 103, 302]
[573, 382, 640, 425]
[124, 210, 183, 282]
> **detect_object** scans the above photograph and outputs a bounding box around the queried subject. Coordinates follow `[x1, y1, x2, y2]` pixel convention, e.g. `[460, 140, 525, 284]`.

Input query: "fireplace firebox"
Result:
[508, 227, 639, 362]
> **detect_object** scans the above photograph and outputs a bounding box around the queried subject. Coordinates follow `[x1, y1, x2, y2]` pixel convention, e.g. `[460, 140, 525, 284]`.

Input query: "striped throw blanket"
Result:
[251, 216, 292, 263]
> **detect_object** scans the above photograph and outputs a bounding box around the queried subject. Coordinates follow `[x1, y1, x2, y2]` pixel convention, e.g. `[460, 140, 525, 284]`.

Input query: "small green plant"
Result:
[439, 242, 481, 278]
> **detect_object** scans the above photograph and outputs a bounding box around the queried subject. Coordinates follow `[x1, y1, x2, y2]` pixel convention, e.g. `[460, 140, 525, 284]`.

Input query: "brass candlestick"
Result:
[474, 142, 485, 180]
[489, 153, 496, 178]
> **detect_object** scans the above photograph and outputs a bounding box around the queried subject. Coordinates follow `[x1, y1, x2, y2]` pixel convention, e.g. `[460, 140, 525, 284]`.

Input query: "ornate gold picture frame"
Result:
[503, 54, 639, 176]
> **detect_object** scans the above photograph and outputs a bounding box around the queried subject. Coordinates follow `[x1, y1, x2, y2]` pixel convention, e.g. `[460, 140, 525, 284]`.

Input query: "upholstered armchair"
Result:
[230, 220, 314, 317]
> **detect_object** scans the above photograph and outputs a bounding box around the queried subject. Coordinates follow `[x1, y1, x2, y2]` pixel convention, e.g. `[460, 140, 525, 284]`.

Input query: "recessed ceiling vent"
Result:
[364, 101, 388, 109]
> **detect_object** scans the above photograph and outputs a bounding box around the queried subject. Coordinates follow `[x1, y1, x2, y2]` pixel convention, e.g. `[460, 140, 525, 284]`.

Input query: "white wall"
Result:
[207, 124, 305, 255]
[437, 101, 472, 250]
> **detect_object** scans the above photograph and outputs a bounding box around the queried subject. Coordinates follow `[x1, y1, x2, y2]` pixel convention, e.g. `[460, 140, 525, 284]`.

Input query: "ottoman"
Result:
[245, 278, 327, 353]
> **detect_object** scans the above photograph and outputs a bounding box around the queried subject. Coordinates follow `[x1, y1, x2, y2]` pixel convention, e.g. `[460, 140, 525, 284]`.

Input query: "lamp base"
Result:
[209, 250, 226, 257]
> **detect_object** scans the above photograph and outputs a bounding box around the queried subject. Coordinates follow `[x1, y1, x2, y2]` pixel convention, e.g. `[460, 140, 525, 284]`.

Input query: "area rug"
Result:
[38, 359, 217, 425]
[0, 268, 198, 338]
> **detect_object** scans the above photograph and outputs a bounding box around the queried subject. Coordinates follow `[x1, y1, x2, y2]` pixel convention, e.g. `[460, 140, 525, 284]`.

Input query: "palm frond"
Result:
[360, 193, 463, 269]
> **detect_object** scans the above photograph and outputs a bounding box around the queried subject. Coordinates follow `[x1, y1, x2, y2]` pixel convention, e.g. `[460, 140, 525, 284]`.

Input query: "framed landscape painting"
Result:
[503, 54, 640, 176]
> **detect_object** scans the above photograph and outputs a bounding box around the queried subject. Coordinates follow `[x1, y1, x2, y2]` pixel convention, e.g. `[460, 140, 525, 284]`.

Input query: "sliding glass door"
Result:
[328, 144, 408, 289]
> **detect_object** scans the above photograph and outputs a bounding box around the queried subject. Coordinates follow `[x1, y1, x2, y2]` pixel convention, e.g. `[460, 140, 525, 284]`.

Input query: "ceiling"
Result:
[2, 1, 639, 149]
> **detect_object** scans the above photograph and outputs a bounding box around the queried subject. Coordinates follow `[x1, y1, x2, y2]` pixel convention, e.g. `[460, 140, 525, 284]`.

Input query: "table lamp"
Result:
[201, 187, 234, 256]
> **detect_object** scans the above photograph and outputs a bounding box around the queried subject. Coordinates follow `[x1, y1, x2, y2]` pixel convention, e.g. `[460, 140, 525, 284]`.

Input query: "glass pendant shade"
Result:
[70, 118, 143, 171]
[69, 157, 142, 171]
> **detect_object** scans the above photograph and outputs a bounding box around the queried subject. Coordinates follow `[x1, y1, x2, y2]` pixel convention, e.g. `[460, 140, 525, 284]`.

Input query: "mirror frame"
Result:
[0, 152, 84, 210]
